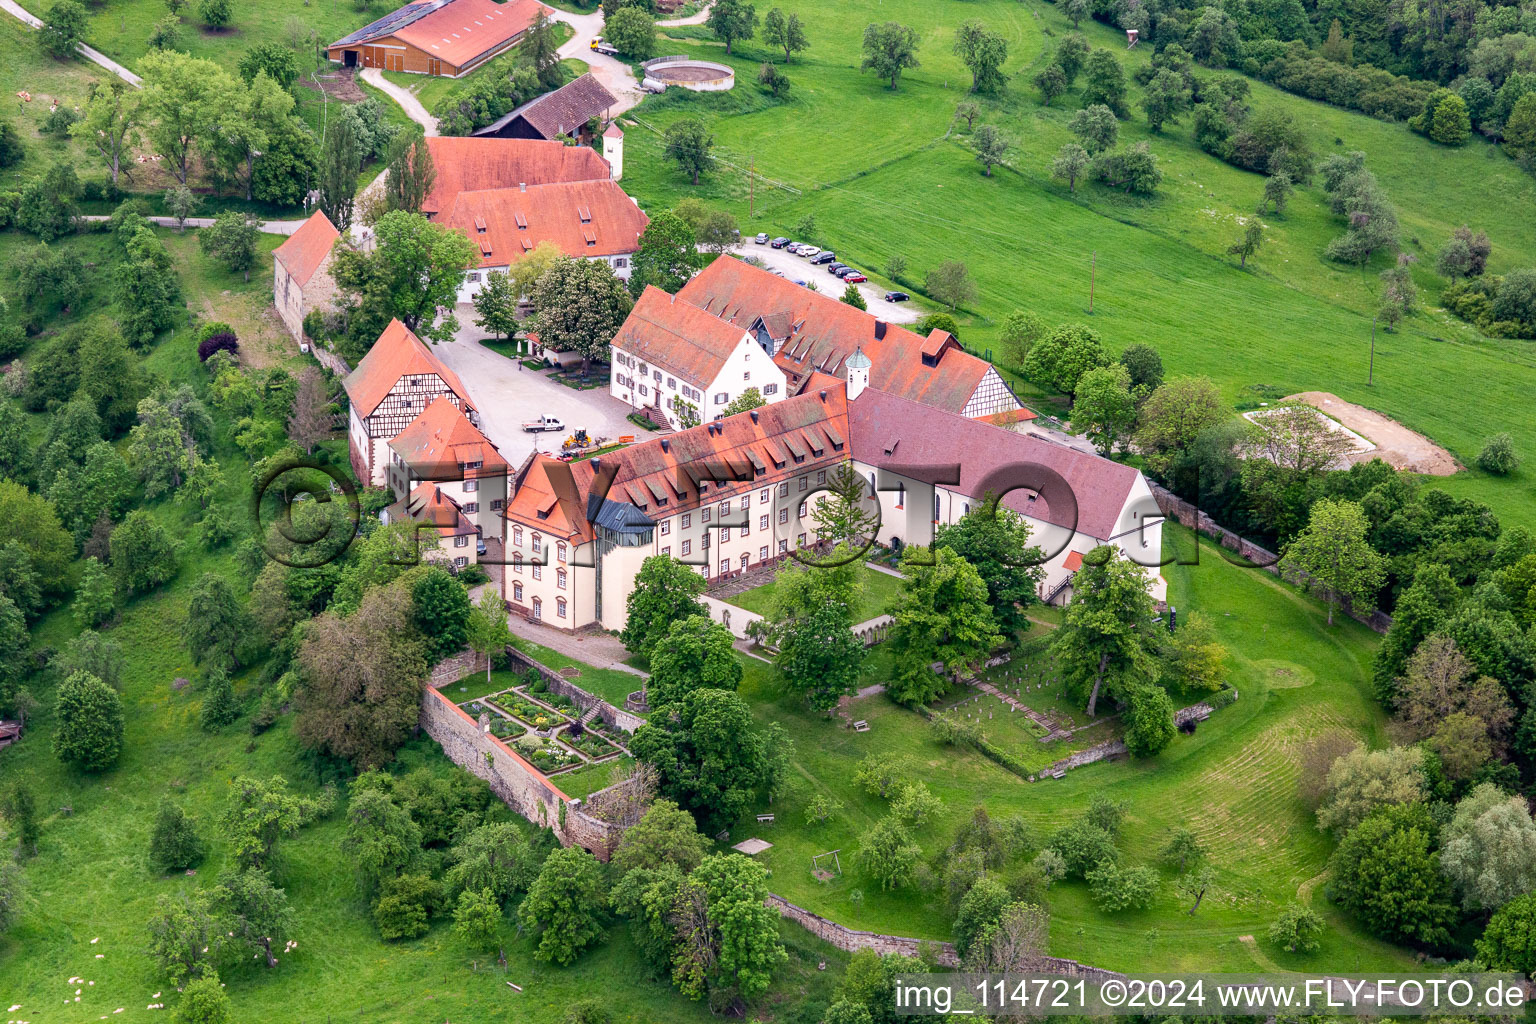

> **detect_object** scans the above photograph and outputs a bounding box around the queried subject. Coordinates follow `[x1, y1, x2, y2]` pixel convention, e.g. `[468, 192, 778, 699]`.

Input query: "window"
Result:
[817, 470, 827, 484]
[557, 568, 567, 589]
[934, 493, 942, 522]
[896, 483, 905, 508]
[467, 272, 481, 282]
[714, 393, 728, 405]
[702, 508, 711, 523]
[464, 502, 478, 514]
[455, 556, 468, 568]
[718, 501, 730, 517]
[464, 478, 478, 492]
[798, 501, 807, 518]
[681, 539, 691, 555]
[740, 553, 749, 569]
[659, 521, 671, 537]
[759, 515, 768, 530]
[739, 495, 750, 511]
[513, 582, 523, 601]
[797, 532, 806, 547]
[739, 525, 749, 539]
[682, 514, 691, 529]
[557, 542, 567, 561]
[532, 597, 542, 620]
[557, 597, 567, 618]
[531, 533, 542, 552]
[759, 545, 769, 561]
[778, 539, 788, 553]
[513, 552, 523, 573]
[667, 377, 676, 389]
[760, 488, 770, 503]
[798, 476, 808, 491]
[661, 545, 671, 555]
[615, 257, 627, 268]
[533, 564, 542, 581]
[720, 559, 730, 575]
[491, 499, 505, 511]
[778, 508, 788, 525]
[778, 483, 789, 498]
[454, 535, 469, 548]
[743, 371, 750, 380]
[764, 383, 778, 395]
[639, 362, 648, 375]
[640, 385, 648, 397]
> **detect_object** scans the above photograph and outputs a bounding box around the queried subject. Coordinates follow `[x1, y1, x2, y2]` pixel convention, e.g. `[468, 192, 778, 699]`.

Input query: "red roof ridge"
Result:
[343, 319, 476, 419]
[273, 210, 340, 288]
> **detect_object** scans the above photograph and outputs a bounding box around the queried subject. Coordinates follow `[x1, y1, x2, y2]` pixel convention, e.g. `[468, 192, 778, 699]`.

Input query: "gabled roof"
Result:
[420, 138, 611, 217]
[272, 210, 340, 288]
[678, 257, 1012, 416]
[387, 483, 477, 539]
[846, 387, 1142, 542]
[343, 319, 476, 419]
[504, 454, 595, 544]
[443, 178, 648, 267]
[613, 286, 753, 389]
[332, 0, 552, 70]
[473, 73, 618, 140]
[388, 395, 509, 478]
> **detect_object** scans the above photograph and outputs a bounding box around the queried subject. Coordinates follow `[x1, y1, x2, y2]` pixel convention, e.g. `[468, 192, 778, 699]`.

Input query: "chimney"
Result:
[818, 389, 827, 403]
[749, 409, 759, 423]
[660, 438, 670, 452]
[591, 457, 601, 472]
[874, 319, 887, 340]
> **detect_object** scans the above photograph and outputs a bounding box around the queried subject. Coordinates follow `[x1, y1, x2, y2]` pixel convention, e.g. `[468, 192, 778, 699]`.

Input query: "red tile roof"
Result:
[846, 387, 1141, 542]
[443, 179, 648, 267]
[974, 406, 1038, 424]
[420, 138, 611, 217]
[272, 210, 340, 288]
[389, 394, 509, 478]
[677, 258, 1010, 415]
[335, 0, 553, 70]
[388, 482, 478, 538]
[504, 454, 595, 544]
[472, 73, 617, 140]
[613, 286, 753, 388]
[344, 319, 477, 418]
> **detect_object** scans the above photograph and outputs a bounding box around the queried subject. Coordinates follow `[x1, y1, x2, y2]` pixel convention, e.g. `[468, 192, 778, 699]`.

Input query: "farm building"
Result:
[471, 72, 617, 143]
[327, 0, 552, 77]
[271, 210, 341, 342]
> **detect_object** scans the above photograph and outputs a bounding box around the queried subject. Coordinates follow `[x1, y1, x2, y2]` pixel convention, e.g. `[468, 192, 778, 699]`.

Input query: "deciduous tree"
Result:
[925, 259, 976, 311]
[663, 118, 715, 185]
[54, 670, 124, 771]
[1329, 803, 1455, 945]
[861, 22, 921, 90]
[519, 847, 607, 964]
[705, 0, 757, 54]
[1055, 547, 1157, 716]
[384, 132, 436, 213]
[620, 555, 707, 658]
[934, 497, 1044, 636]
[761, 7, 807, 63]
[527, 255, 633, 376]
[647, 615, 742, 707]
[1051, 143, 1090, 192]
[1278, 499, 1385, 626]
[1071, 363, 1136, 454]
[954, 21, 1008, 94]
[888, 546, 1001, 706]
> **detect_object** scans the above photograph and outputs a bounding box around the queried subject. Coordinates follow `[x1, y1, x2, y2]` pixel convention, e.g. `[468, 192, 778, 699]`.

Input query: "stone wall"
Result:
[1148, 482, 1392, 633]
[765, 896, 1120, 978]
[502, 645, 644, 733]
[429, 649, 487, 688]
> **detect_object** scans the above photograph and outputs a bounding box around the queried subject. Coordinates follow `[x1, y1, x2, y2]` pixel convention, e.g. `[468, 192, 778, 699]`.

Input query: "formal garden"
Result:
[444, 667, 630, 777]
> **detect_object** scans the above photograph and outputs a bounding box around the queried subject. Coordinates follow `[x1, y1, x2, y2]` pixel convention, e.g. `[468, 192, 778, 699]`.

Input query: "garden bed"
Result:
[488, 694, 570, 731]
[563, 724, 623, 760]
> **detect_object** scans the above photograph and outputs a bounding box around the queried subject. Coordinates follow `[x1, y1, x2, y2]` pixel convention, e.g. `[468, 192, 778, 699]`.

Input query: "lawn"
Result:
[724, 561, 904, 623]
[0, 17, 110, 183]
[726, 523, 1415, 974]
[507, 634, 646, 708]
[613, 0, 1536, 532]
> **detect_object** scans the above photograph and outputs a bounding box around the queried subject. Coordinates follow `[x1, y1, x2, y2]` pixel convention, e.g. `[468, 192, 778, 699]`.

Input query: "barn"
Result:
[471, 72, 617, 143]
[327, 0, 553, 78]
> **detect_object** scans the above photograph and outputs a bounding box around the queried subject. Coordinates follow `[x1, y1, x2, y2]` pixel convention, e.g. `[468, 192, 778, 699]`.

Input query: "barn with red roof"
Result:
[271, 210, 340, 342]
[327, 0, 553, 77]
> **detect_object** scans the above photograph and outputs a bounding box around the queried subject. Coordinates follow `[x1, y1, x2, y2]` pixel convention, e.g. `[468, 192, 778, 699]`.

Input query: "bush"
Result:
[914, 312, 959, 339]
[1478, 433, 1520, 475]
[1268, 902, 1325, 952]
[53, 670, 125, 772]
[148, 800, 206, 874]
[373, 874, 441, 940]
[197, 332, 238, 362]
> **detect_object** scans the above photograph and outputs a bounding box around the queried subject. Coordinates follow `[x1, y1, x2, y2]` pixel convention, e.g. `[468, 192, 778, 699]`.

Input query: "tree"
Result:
[953, 100, 980, 132]
[472, 270, 520, 344]
[1268, 903, 1325, 952]
[854, 753, 912, 800]
[0, 862, 21, 933]
[1439, 783, 1536, 910]
[238, 41, 300, 89]
[1134, 376, 1227, 479]
[761, 7, 807, 63]
[71, 80, 139, 188]
[465, 588, 511, 685]
[385, 133, 437, 213]
[613, 799, 708, 875]
[117, 225, 183, 349]
[1378, 253, 1417, 331]
[664, 118, 715, 185]
[1071, 364, 1136, 454]
[211, 867, 293, 969]
[39, 0, 86, 59]
[856, 815, 922, 890]
[1261, 171, 1293, 216]
[286, 367, 333, 454]
[445, 822, 543, 902]
[954, 21, 1007, 94]
[811, 463, 881, 548]
[756, 61, 792, 98]
[672, 853, 786, 1004]
[1163, 612, 1228, 694]
[1478, 433, 1520, 475]
[1228, 218, 1264, 269]
[953, 877, 1010, 958]
[525, 10, 562, 88]
[372, 873, 439, 940]
[1086, 861, 1159, 912]
[139, 51, 235, 186]
[73, 557, 115, 628]
[0, 481, 73, 586]
[2, 783, 40, 857]
[705, 0, 757, 55]
[620, 555, 707, 657]
[1477, 893, 1536, 974]
[520, 847, 607, 965]
[972, 124, 1009, 176]
[695, 208, 740, 257]
[54, 670, 124, 772]
[1430, 93, 1472, 145]
[318, 111, 361, 230]
[222, 775, 311, 872]
[1051, 143, 1090, 192]
[934, 498, 1044, 636]
[1160, 827, 1205, 874]
[779, 601, 863, 711]
[453, 888, 501, 949]
[159, 186, 198, 235]
[1123, 683, 1176, 756]
[199, 668, 238, 732]
[1056, 34, 1089, 86]
[1329, 803, 1455, 945]
[172, 973, 230, 1024]
[888, 546, 1002, 706]
[925, 260, 975, 311]
[1034, 63, 1068, 106]
[332, 211, 479, 345]
[199, 0, 231, 28]
[1278, 499, 1385, 626]
[648, 615, 742, 707]
[1069, 104, 1119, 155]
[631, 211, 701, 295]
[605, 7, 656, 58]
[412, 566, 471, 662]
[1315, 745, 1425, 835]
[1023, 322, 1109, 400]
[528, 255, 633, 376]
[1393, 635, 1512, 743]
[343, 786, 423, 896]
[1508, 93, 1536, 153]
[1055, 547, 1157, 716]
[111, 511, 179, 595]
[149, 800, 207, 874]
[1143, 69, 1191, 132]
[296, 582, 428, 769]
[861, 22, 920, 90]
[1081, 51, 1128, 116]
[147, 890, 223, 985]
[1092, 141, 1162, 194]
[186, 573, 249, 676]
[1063, 0, 1088, 27]
[630, 688, 777, 831]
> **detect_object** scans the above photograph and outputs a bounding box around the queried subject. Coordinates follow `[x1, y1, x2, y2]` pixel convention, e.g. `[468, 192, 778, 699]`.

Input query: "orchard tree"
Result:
[1056, 33, 1090, 85]
[1262, 171, 1293, 215]
[664, 118, 715, 185]
[1142, 69, 1192, 131]
[761, 7, 808, 62]
[211, 867, 293, 969]
[342, 786, 423, 896]
[934, 497, 1044, 636]
[954, 21, 1008, 94]
[1081, 51, 1128, 116]
[71, 80, 139, 188]
[1278, 499, 1385, 626]
[1228, 218, 1264, 269]
[444, 822, 544, 903]
[1160, 828, 1205, 873]
[888, 546, 1002, 706]
[1056, 547, 1157, 716]
[139, 51, 235, 186]
[925, 260, 976, 311]
[861, 22, 921, 90]
[706, 0, 757, 54]
[620, 555, 707, 658]
[973, 124, 1009, 176]
[1052, 143, 1090, 192]
[1268, 903, 1325, 952]
[519, 847, 607, 965]
[452, 888, 501, 950]
[856, 815, 922, 890]
[199, 212, 260, 280]
[39, 0, 86, 59]
[54, 671, 125, 772]
[528, 255, 633, 376]
[1034, 63, 1068, 105]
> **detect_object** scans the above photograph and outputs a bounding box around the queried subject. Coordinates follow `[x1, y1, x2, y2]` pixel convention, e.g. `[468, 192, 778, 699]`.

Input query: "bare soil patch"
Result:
[1283, 391, 1461, 476]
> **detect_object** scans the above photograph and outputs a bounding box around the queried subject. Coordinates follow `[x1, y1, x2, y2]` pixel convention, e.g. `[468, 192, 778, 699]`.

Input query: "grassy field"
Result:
[0, 18, 112, 184]
[612, 0, 1536, 531]
[724, 524, 1414, 973]
[507, 634, 646, 708]
[724, 561, 904, 622]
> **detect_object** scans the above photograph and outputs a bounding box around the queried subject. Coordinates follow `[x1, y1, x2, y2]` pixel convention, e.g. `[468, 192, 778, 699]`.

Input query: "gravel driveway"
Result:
[730, 243, 923, 324]
[435, 311, 649, 465]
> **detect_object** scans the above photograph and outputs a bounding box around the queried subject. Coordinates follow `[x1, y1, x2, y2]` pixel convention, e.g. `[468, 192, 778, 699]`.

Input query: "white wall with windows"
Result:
[609, 335, 788, 429]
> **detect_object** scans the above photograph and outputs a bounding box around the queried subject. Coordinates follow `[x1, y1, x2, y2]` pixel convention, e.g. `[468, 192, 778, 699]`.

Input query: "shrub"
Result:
[1268, 903, 1325, 952]
[914, 312, 959, 339]
[197, 332, 239, 362]
[1478, 433, 1520, 475]
[148, 800, 207, 874]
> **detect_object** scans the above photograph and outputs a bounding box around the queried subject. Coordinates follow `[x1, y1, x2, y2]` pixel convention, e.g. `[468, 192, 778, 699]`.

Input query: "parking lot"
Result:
[732, 242, 924, 324]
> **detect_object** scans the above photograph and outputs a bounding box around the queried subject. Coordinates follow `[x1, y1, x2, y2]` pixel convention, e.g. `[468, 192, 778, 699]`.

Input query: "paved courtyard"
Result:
[436, 310, 646, 465]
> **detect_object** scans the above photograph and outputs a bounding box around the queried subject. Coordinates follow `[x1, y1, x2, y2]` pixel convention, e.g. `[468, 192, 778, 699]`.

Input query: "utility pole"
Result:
[748, 156, 755, 217]
[1368, 312, 1378, 386]
[1088, 251, 1097, 314]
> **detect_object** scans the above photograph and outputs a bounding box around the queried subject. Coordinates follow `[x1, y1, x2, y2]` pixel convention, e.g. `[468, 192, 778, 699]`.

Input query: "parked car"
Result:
[842, 272, 867, 283]
[811, 251, 835, 264]
[476, 536, 488, 556]
[788, 242, 807, 255]
[827, 262, 847, 275]
[522, 415, 565, 433]
[834, 266, 858, 278]
[754, 232, 769, 244]
[770, 237, 789, 248]
[799, 246, 821, 259]
[884, 291, 910, 302]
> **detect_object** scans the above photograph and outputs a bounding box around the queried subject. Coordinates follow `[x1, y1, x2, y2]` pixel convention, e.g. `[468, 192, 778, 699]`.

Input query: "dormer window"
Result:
[474, 216, 487, 234]
[578, 205, 592, 223]
[514, 212, 527, 230]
